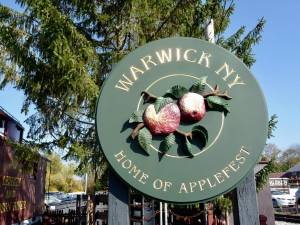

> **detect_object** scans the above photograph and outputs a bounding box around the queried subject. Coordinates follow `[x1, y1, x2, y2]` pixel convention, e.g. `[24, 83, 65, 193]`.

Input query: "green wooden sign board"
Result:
[96, 37, 268, 203]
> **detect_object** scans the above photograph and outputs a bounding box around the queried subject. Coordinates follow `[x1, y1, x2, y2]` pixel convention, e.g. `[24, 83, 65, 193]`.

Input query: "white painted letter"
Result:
[228, 74, 245, 88]
[179, 183, 189, 194]
[183, 49, 197, 63]
[140, 55, 157, 70]
[156, 48, 172, 64]
[198, 51, 211, 68]
[114, 150, 126, 162]
[115, 74, 133, 92]
[130, 66, 144, 81]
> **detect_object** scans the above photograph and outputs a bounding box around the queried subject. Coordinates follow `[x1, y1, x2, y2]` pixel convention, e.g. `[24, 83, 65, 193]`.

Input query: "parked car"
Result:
[271, 191, 295, 207]
[60, 195, 77, 202]
[44, 195, 62, 211]
[44, 195, 62, 205]
[45, 191, 65, 200]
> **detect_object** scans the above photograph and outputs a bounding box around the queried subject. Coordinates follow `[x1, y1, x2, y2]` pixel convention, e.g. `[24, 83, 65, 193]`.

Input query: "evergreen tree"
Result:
[0, 0, 266, 185]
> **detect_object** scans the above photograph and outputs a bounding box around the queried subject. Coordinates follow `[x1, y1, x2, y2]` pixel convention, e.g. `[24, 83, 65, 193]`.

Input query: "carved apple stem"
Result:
[203, 85, 232, 100]
[175, 129, 192, 139]
[131, 123, 145, 139]
[141, 91, 157, 103]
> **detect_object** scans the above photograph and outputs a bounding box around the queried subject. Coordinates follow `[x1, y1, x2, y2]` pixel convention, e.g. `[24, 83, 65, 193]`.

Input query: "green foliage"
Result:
[206, 96, 230, 114]
[0, 0, 266, 181]
[4, 138, 40, 173]
[255, 114, 279, 191]
[213, 196, 232, 216]
[192, 125, 208, 146]
[189, 77, 207, 94]
[161, 133, 176, 154]
[268, 114, 278, 139]
[279, 146, 300, 171]
[154, 97, 174, 113]
[259, 144, 300, 185]
[219, 18, 266, 67]
[129, 110, 144, 123]
[183, 136, 193, 158]
[97, 166, 109, 191]
[256, 159, 277, 191]
[46, 153, 84, 193]
[166, 85, 188, 99]
[262, 143, 281, 161]
[138, 127, 152, 154]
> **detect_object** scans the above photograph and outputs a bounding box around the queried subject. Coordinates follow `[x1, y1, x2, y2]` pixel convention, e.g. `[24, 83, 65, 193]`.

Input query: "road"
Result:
[276, 222, 299, 225]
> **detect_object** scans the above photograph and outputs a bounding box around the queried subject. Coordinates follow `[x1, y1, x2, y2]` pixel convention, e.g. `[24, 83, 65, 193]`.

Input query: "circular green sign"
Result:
[96, 37, 268, 203]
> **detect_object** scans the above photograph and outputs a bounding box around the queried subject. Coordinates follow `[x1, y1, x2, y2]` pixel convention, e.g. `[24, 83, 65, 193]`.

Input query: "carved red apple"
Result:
[179, 92, 206, 122]
[143, 103, 180, 135]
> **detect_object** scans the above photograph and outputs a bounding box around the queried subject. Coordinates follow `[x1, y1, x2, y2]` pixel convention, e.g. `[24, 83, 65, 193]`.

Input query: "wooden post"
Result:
[108, 172, 130, 225]
[232, 170, 260, 225]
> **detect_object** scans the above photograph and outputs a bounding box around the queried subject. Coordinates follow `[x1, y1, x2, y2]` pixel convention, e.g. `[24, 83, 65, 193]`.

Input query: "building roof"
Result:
[0, 106, 24, 130]
[269, 172, 286, 178]
[287, 162, 300, 173]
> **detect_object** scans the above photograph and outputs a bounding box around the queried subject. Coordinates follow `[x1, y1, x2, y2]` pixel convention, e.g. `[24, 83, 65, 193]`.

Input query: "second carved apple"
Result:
[179, 92, 206, 122]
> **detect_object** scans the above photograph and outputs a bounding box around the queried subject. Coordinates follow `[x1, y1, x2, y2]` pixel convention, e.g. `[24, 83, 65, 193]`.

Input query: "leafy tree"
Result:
[0, 0, 267, 188]
[46, 153, 84, 192]
[279, 145, 300, 171]
[259, 144, 300, 174]
[263, 143, 281, 161]
[255, 115, 279, 191]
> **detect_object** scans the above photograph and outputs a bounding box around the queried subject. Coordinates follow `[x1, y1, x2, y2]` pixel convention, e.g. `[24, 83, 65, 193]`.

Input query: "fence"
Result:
[43, 194, 108, 225]
[43, 192, 231, 225]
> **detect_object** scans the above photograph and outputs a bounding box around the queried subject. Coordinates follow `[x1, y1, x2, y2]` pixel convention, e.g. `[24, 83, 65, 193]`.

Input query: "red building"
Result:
[0, 107, 48, 225]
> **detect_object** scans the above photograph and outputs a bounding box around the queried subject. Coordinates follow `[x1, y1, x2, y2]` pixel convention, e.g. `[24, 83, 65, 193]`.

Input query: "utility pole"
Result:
[205, 19, 215, 43]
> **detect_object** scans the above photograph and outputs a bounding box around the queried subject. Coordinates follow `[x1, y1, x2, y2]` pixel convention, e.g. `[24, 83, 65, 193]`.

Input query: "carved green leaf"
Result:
[154, 97, 174, 113]
[192, 125, 208, 147]
[165, 85, 188, 99]
[189, 76, 207, 94]
[138, 127, 152, 155]
[183, 137, 194, 158]
[161, 133, 176, 154]
[206, 96, 230, 115]
[129, 110, 144, 123]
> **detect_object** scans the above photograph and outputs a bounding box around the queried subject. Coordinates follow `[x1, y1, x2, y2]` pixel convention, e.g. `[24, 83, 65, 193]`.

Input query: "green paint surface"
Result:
[96, 37, 268, 203]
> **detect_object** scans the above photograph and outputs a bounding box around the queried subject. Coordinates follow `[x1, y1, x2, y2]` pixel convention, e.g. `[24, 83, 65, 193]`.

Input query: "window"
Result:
[0, 118, 5, 136]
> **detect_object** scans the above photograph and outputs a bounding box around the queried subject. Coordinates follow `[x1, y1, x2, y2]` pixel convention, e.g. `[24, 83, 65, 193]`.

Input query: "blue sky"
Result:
[0, 0, 299, 151]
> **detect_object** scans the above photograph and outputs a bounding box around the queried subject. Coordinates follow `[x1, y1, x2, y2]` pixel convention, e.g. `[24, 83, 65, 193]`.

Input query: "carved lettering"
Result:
[115, 74, 134, 92]
[140, 55, 157, 70]
[114, 150, 126, 162]
[183, 49, 197, 63]
[129, 165, 141, 179]
[155, 49, 172, 64]
[215, 62, 246, 88]
[198, 51, 211, 68]
[130, 66, 144, 81]
[139, 172, 149, 185]
[179, 183, 189, 194]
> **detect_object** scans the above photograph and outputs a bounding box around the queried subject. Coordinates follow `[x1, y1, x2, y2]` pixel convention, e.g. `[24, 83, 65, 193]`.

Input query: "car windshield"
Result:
[272, 191, 287, 195]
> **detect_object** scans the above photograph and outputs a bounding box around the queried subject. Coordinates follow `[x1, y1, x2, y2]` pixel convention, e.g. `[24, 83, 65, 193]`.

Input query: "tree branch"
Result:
[141, 91, 157, 103]
[150, 0, 183, 39]
[131, 123, 144, 139]
[202, 85, 232, 100]
[175, 129, 192, 139]
[64, 113, 95, 125]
